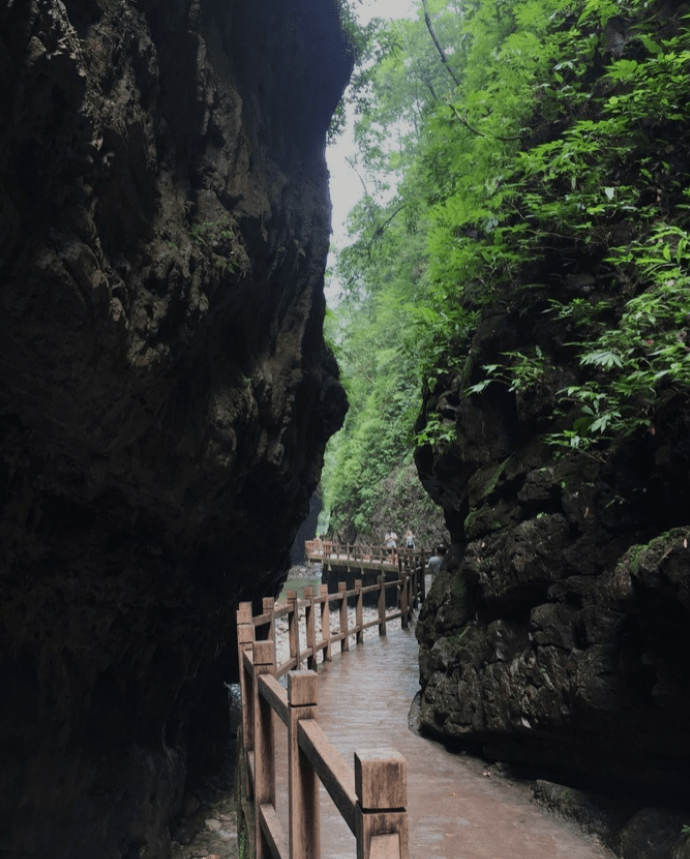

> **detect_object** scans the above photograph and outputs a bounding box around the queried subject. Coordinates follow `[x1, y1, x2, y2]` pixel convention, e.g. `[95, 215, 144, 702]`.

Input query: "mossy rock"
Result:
[614, 527, 690, 608]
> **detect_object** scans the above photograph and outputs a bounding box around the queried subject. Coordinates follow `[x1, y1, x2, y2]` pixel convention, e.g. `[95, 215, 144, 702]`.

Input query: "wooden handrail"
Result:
[298, 718, 358, 834]
[246, 565, 424, 680]
[236, 563, 422, 859]
[261, 673, 289, 725]
[304, 541, 425, 574]
[239, 641, 409, 859]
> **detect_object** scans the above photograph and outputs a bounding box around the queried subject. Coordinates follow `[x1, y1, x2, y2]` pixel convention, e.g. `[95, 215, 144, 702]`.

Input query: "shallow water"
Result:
[277, 568, 322, 603]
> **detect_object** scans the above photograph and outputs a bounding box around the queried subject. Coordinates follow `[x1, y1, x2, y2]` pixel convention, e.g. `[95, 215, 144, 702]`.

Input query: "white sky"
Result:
[325, 0, 419, 299]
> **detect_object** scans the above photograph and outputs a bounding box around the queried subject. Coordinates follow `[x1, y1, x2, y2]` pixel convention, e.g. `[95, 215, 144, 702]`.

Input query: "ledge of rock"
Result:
[0, 0, 350, 856]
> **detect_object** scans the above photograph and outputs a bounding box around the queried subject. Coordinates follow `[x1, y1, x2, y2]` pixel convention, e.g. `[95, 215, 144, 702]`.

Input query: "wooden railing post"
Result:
[237, 602, 255, 797]
[355, 579, 364, 645]
[253, 641, 276, 859]
[419, 559, 426, 603]
[263, 596, 276, 662]
[400, 574, 409, 630]
[377, 575, 387, 637]
[338, 581, 350, 652]
[288, 671, 320, 859]
[305, 586, 317, 671]
[355, 749, 409, 859]
[320, 584, 332, 662]
[288, 589, 300, 670]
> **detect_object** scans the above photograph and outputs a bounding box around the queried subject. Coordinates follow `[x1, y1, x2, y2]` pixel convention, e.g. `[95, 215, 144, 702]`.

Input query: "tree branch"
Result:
[421, 0, 522, 143]
[448, 101, 522, 143]
[421, 0, 461, 87]
[346, 157, 380, 227]
[447, 103, 485, 139]
[368, 203, 407, 245]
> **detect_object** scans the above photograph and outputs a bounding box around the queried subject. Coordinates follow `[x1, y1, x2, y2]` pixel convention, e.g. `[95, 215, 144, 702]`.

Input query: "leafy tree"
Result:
[418, 0, 690, 455]
[323, 0, 690, 540]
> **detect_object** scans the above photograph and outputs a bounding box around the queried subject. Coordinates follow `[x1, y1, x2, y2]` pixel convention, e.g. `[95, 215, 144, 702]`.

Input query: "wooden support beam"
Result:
[320, 584, 332, 662]
[400, 575, 409, 630]
[377, 576, 387, 637]
[338, 582, 349, 652]
[263, 596, 276, 652]
[354, 749, 408, 859]
[259, 804, 289, 859]
[259, 674, 289, 726]
[237, 617, 256, 800]
[288, 671, 320, 859]
[355, 579, 364, 645]
[288, 590, 300, 670]
[305, 586, 317, 671]
[237, 601, 253, 625]
[298, 719, 357, 834]
[253, 641, 276, 859]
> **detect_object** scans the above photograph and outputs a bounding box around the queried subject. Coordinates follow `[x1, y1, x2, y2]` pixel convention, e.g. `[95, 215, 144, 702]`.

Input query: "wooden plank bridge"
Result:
[304, 540, 425, 575]
[235, 563, 613, 859]
[237, 566, 424, 859]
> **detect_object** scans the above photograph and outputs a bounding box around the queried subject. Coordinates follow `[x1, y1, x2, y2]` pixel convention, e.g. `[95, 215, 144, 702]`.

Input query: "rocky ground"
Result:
[171, 797, 240, 859]
[170, 680, 242, 859]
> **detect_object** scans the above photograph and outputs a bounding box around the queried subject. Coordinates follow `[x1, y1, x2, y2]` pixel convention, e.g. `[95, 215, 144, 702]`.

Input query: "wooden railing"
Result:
[236, 567, 423, 859]
[305, 540, 424, 571]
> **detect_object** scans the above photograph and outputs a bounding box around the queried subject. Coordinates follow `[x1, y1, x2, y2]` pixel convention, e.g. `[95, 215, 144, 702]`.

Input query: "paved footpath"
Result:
[276, 617, 615, 859]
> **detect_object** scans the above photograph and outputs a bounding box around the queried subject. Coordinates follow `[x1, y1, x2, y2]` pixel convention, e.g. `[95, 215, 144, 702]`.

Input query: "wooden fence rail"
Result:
[246, 568, 424, 680]
[236, 565, 423, 859]
[305, 541, 424, 572]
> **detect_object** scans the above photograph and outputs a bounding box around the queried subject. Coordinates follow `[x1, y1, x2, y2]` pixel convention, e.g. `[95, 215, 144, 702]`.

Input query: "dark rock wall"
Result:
[0, 0, 350, 856]
[291, 489, 322, 565]
[415, 295, 690, 803]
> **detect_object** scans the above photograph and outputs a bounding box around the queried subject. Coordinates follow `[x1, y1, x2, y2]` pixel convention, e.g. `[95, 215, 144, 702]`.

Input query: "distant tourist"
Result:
[404, 529, 415, 549]
[385, 530, 398, 562]
[428, 545, 447, 576]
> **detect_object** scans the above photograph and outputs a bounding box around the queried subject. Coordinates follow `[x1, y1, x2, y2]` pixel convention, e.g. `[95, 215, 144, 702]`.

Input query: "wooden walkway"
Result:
[276, 616, 614, 859]
[305, 541, 424, 575]
[237, 571, 614, 859]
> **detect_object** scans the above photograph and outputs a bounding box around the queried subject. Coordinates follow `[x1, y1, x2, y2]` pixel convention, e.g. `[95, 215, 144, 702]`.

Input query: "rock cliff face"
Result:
[0, 0, 350, 856]
[413, 3, 690, 814]
[415, 269, 690, 803]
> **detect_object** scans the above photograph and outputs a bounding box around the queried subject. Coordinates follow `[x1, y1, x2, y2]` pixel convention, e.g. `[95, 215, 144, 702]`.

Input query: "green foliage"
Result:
[414, 0, 690, 456]
[323, 0, 690, 536]
[188, 216, 242, 274]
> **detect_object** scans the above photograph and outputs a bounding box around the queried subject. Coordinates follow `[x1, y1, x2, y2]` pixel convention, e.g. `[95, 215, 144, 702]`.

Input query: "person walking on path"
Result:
[428, 544, 446, 576]
[385, 529, 398, 563]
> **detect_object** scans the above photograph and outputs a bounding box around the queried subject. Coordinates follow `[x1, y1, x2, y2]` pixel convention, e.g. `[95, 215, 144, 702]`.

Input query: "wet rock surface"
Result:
[0, 1, 350, 856]
[532, 782, 690, 859]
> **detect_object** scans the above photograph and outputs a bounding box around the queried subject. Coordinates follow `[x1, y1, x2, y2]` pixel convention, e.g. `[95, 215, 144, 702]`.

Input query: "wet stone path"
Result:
[275, 614, 615, 859]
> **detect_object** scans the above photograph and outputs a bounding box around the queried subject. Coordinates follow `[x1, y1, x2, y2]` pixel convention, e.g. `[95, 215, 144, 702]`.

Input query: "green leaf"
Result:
[638, 34, 663, 55]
